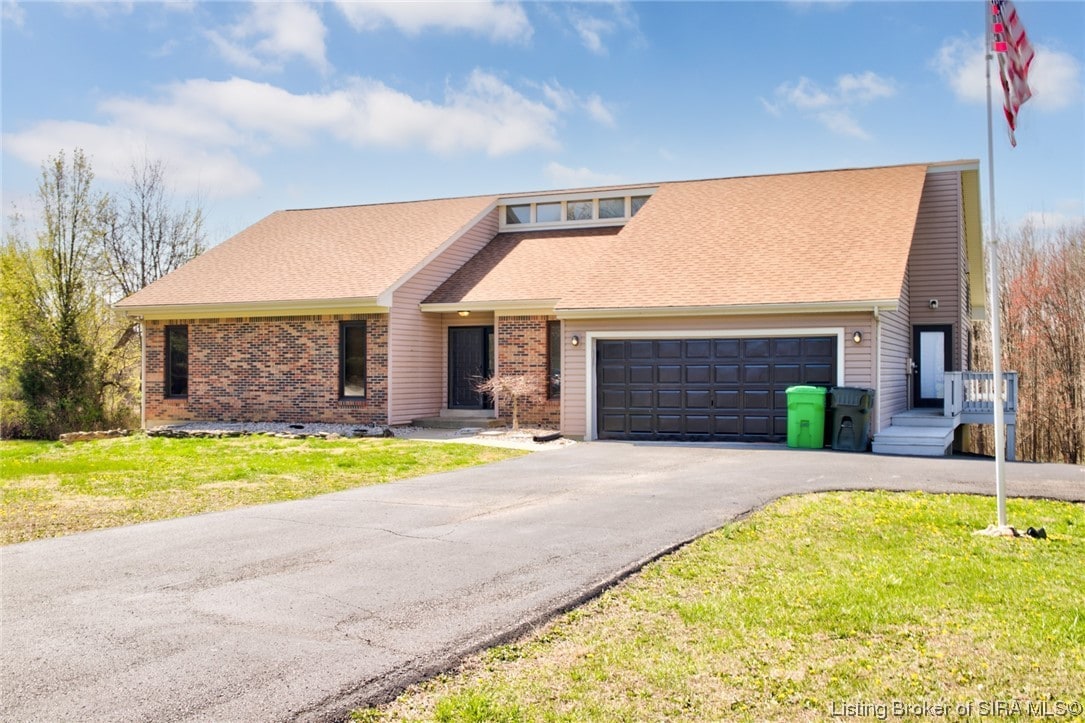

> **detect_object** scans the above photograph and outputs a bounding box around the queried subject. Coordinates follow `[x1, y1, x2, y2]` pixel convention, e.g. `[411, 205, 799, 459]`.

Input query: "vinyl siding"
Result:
[560, 313, 874, 439]
[878, 266, 911, 431]
[907, 172, 965, 366]
[387, 208, 498, 424]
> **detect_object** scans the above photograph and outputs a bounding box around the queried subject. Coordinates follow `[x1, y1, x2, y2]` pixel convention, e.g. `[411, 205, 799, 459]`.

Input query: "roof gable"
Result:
[117, 195, 496, 311]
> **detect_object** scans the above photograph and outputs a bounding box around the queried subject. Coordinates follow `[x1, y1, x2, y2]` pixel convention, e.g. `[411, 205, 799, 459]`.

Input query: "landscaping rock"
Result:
[59, 429, 130, 444]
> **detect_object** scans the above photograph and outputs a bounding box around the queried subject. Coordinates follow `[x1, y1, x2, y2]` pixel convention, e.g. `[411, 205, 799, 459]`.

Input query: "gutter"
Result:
[115, 297, 387, 320]
[555, 300, 900, 320]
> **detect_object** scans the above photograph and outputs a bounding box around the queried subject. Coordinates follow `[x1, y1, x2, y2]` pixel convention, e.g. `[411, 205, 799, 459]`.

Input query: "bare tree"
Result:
[476, 374, 543, 431]
[100, 156, 205, 301]
[971, 220, 1085, 463]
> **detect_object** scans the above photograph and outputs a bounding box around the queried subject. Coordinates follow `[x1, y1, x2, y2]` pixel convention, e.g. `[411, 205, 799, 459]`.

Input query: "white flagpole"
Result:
[984, 0, 1009, 529]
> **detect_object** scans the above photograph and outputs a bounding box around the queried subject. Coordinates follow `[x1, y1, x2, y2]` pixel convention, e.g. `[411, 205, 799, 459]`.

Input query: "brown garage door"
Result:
[596, 337, 836, 442]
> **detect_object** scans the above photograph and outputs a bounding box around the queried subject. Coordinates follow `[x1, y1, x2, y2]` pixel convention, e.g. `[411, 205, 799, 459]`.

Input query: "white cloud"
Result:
[2, 0, 25, 28]
[3, 71, 569, 196]
[932, 35, 1082, 111]
[566, 1, 639, 55]
[1019, 210, 1085, 231]
[335, 1, 531, 44]
[536, 80, 617, 127]
[209, 2, 330, 73]
[544, 162, 623, 188]
[583, 94, 616, 127]
[762, 71, 895, 139]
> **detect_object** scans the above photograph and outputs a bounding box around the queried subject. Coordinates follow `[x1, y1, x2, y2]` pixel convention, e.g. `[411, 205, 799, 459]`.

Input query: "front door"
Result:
[913, 325, 952, 408]
[448, 326, 494, 409]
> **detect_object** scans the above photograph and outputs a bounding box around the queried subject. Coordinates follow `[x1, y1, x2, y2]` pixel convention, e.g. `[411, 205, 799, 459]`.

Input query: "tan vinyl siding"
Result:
[908, 172, 965, 366]
[560, 313, 874, 438]
[388, 209, 498, 424]
[878, 266, 911, 431]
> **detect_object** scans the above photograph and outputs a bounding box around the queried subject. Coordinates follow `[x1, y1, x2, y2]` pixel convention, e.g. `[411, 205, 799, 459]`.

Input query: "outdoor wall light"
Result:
[928, 299, 939, 310]
[852, 331, 863, 344]
[457, 310, 470, 317]
[571, 335, 580, 347]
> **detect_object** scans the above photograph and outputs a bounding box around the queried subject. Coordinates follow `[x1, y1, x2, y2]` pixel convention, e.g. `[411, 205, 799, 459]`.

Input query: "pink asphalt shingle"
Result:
[557, 164, 929, 311]
[117, 195, 496, 308]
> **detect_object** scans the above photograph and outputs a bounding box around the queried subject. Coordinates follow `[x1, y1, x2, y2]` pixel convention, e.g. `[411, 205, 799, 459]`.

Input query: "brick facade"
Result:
[495, 315, 561, 429]
[143, 314, 388, 426]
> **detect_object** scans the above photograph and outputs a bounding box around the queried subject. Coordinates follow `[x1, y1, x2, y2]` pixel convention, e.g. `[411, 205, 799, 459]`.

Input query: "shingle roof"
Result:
[116, 195, 496, 308]
[118, 162, 937, 314]
[425, 227, 623, 305]
[556, 164, 929, 311]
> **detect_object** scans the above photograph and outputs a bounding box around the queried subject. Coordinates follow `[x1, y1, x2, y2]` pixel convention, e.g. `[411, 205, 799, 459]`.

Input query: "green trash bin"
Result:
[786, 385, 827, 449]
[830, 387, 875, 452]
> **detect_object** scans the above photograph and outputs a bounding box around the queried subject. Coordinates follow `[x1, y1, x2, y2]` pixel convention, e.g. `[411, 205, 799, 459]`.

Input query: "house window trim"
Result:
[547, 319, 561, 400]
[164, 324, 188, 399]
[339, 320, 368, 401]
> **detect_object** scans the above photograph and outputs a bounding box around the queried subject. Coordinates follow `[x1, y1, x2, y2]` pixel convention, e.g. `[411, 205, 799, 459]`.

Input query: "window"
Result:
[547, 320, 561, 399]
[340, 322, 367, 399]
[505, 204, 530, 224]
[631, 195, 650, 216]
[536, 202, 561, 223]
[165, 325, 188, 398]
[598, 198, 624, 219]
[567, 200, 593, 221]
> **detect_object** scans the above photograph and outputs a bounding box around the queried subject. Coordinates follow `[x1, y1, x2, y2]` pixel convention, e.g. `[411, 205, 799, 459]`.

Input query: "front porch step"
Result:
[412, 416, 504, 430]
[889, 413, 958, 428]
[872, 425, 954, 457]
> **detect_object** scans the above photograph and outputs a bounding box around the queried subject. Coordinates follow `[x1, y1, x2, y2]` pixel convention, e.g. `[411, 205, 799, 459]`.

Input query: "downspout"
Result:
[873, 306, 882, 434]
[138, 316, 146, 429]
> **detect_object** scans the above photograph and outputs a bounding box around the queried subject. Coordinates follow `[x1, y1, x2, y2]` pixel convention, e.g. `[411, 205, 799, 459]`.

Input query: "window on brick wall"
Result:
[165, 325, 189, 398]
[547, 320, 561, 399]
[340, 321, 367, 399]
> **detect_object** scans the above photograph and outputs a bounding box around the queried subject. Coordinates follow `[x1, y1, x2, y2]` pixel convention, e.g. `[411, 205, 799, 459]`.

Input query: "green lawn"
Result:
[360, 491, 1085, 722]
[1, 435, 525, 544]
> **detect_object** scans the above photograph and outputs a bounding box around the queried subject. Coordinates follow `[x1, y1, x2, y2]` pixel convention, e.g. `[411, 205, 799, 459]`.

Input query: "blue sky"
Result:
[2, 1, 1082, 244]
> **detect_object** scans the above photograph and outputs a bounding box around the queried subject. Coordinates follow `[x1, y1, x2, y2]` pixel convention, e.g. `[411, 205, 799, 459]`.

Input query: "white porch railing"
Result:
[944, 371, 1018, 419]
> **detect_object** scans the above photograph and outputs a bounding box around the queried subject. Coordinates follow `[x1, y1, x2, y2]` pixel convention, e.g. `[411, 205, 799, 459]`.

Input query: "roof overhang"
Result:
[421, 299, 559, 315]
[555, 300, 899, 320]
[115, 297, 386, 320]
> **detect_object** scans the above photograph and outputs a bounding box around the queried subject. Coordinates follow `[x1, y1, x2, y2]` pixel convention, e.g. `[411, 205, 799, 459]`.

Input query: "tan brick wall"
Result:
[143, 314, 388, 426]
[495, 315, 561, 429]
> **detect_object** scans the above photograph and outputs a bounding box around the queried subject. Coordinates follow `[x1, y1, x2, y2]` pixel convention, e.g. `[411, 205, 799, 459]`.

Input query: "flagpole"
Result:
[984, 0, 1009, 529]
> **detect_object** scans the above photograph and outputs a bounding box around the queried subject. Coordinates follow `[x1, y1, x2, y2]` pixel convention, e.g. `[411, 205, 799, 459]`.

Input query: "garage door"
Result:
[596, 337, 836, 442]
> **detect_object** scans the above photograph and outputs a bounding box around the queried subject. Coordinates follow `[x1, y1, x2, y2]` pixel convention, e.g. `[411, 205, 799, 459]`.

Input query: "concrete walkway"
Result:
[2, 443, 1082, 722]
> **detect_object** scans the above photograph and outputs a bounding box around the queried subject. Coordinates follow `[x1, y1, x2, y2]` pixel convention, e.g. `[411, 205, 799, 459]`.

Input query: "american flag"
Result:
[991, 0, 1035, 147]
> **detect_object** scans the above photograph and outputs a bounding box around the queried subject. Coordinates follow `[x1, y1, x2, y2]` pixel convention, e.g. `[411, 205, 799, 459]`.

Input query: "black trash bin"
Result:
[829, 387, 875, 452]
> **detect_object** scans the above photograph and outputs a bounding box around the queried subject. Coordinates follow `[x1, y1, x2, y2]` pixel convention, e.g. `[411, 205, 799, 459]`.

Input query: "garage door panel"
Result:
[744, 390, 771, 409]
[743, 415, 771, 435]
[686, 365, 710, 383]
[686, 415, 710, 434]
[714, 364, 740, 383]
[686, 340, 711, 358]
[804, 363, 834, 384]
[596, 336, 836, 442]
[715, 390, 740, 410]
[744, 365, 770, 383]
[686, 390, 711, 408]
[657, 365, 682, 383]
[657, 390, 682, 408]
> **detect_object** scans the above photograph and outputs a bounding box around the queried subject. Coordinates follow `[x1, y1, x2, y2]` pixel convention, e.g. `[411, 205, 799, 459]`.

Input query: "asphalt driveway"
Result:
[3, 443, 1082, 722]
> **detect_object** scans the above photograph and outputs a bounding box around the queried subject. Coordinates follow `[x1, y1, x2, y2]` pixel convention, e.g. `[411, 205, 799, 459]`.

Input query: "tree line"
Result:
[970, 221, 1085, 463]
[1, 149, 205, 439]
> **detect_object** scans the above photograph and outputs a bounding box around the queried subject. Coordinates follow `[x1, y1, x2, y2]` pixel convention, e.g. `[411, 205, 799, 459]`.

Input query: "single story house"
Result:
[117, 160, 1005, 455]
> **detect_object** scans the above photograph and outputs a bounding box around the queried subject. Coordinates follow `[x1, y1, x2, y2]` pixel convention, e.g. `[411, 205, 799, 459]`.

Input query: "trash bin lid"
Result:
[786, 385, 826, 395]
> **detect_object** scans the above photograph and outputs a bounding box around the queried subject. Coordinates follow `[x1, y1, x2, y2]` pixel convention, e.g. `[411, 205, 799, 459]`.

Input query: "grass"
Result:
[0, 435, 525, 544]
[358, 491, 1085, 722]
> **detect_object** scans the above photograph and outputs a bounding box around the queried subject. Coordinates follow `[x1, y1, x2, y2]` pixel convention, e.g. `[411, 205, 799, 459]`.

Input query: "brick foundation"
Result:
[143, 314, 388, 426]
[495, 315, 561, 429]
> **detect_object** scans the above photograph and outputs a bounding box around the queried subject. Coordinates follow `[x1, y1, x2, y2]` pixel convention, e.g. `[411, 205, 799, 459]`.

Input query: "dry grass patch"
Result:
[359, 491, 1085, 722]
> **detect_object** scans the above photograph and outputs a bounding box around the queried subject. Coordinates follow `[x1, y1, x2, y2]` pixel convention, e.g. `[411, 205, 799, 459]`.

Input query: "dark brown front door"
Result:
[596, 336, 836, 442]
[912, 325, 952, 408]
[448, 326, 494, 409]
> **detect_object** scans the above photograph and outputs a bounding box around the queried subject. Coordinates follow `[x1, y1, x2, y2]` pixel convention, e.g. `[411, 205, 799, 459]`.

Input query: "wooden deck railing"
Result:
[943, 371, 1019, 419]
